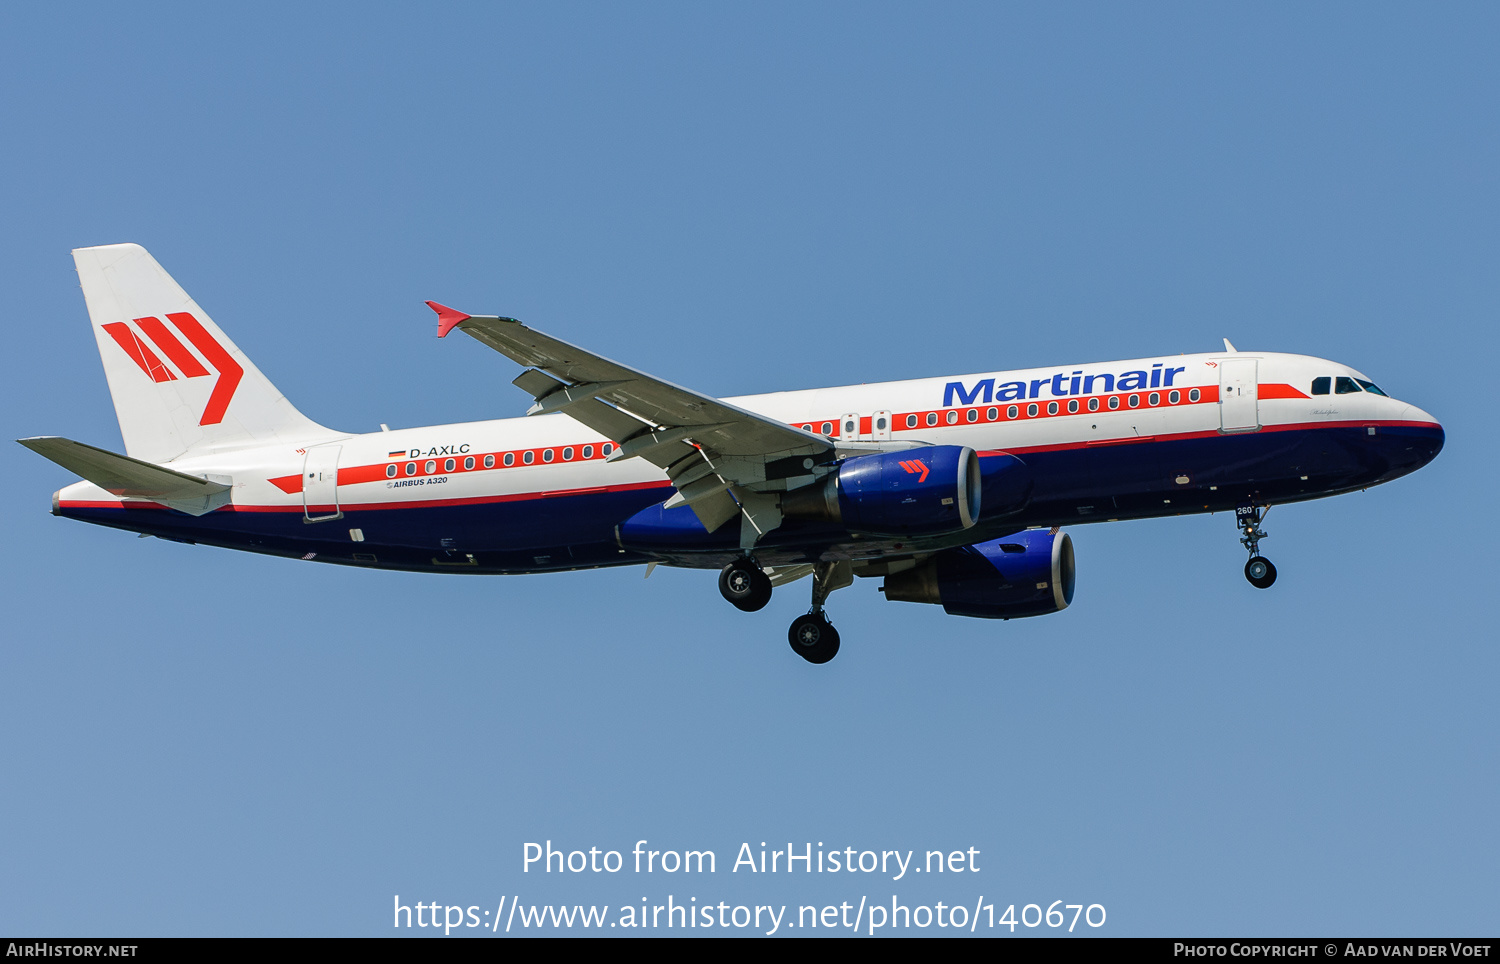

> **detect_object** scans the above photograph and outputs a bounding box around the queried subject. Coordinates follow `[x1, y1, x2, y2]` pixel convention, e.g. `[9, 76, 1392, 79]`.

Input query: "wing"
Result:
[428, 303, 836, 541]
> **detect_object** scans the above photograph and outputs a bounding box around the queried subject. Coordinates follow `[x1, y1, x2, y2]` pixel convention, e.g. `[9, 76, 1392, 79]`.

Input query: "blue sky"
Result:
[1, 3, 1495, 936]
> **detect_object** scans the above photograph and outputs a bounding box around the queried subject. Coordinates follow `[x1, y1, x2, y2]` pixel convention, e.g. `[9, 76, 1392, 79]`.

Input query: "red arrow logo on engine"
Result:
[899, 460, 929, 483]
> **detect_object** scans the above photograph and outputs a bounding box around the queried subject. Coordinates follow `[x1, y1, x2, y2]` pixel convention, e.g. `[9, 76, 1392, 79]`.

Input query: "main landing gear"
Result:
[788, 561, 852, 664]
[789, 612, 839, 664]
[1237, 505, 1278, 590]
[718, 557, 850, 664]
[719, 558, 772, 612]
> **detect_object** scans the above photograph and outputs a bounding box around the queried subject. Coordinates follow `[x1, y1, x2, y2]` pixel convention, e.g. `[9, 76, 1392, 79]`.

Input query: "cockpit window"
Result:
[1355, 378, 1387, 396]
[1335, 376, 1361, 394]
[1311, 377, 1330, 395]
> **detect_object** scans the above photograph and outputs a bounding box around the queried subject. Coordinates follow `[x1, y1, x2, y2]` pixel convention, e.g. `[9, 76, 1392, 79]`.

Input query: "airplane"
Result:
[20, 243, 1444, 664]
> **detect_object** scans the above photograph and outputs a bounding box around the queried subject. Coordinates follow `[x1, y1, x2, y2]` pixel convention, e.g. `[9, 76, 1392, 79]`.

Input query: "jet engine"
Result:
[882, 529, 1075, 619]
[782, 445, 982, 536]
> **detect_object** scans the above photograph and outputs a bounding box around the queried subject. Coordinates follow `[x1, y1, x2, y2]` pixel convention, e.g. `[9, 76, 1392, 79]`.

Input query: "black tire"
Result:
[788, 613, 841, 664]
[719, 561, 772, 612]
[1244, 556, 1277, 589]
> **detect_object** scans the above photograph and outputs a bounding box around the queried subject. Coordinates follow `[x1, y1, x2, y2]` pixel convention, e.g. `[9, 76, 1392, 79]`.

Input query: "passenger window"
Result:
[1311, 377, 1330, 395]
[1335, 376, 1361, 394]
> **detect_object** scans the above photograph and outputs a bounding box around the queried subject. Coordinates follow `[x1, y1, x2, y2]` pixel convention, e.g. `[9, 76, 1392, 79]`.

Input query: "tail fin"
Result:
[73, 243, 333, 462]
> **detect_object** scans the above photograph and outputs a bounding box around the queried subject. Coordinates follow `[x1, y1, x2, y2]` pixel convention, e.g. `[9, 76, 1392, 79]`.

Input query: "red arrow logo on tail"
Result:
[104, 313, 243, 426]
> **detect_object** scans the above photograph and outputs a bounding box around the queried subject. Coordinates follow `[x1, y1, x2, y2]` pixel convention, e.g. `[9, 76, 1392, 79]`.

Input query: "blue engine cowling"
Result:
[881, 529, 1075, 619]
[782, 445, 982, 536]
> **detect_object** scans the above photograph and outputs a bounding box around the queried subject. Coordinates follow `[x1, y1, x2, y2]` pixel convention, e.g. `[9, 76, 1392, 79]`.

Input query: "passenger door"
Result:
[1219, 359, 1260, 434]
[303, 444, 343, 522]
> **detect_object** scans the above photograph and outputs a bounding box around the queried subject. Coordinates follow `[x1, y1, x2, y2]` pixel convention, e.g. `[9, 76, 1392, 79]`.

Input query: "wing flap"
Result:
[685, 488, 742, 533]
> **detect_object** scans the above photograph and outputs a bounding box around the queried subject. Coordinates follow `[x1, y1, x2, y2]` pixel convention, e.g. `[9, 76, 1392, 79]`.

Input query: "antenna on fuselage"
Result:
[1223, 338, 1238, 352]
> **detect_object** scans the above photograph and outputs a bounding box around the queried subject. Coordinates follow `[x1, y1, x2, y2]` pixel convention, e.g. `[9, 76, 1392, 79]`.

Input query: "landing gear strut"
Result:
[787, 560, 851, 664]
[719, 558, 772, 612]
[1236, 505, 1277, 589]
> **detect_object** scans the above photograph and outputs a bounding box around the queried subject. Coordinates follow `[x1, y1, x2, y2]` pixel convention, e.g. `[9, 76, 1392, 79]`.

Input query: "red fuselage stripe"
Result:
[60, 418, 1437, 515]
[275, 383, 1285, 496]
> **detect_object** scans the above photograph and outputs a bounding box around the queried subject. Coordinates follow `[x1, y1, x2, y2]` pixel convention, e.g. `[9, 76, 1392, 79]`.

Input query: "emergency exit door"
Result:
[841, 411, 893, 441]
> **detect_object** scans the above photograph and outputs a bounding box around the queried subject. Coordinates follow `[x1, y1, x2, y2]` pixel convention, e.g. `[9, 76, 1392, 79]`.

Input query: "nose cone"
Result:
[1394, 405, 1445, 469]
[1400, 403, 1439, 426]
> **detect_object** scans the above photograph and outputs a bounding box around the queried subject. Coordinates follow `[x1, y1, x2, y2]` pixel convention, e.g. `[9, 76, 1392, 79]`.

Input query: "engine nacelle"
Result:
[783, 445, 982, 536]
[882, 530, 1075, 619]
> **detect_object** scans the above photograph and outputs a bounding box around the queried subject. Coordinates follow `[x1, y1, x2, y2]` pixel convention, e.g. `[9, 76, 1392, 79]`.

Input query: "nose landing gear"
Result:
[1237, 505, 1277, 589]
[1244, 555, 1277, 589]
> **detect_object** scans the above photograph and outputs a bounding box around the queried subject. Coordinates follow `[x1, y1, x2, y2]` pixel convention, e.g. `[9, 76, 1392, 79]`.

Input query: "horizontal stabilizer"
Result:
[18, 436, 232, 516]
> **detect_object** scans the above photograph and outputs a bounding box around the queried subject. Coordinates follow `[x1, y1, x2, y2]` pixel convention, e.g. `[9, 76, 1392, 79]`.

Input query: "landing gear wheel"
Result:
[1244, 556, 1277, 589]
[788, 612, 841, 664]
[719, 560, 772, 612]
